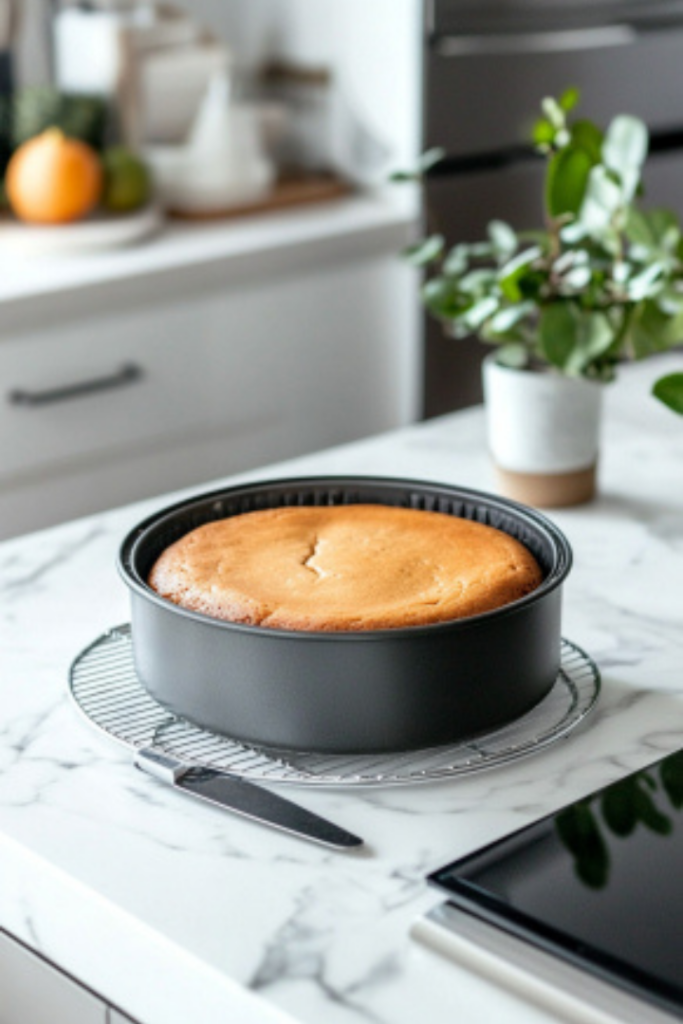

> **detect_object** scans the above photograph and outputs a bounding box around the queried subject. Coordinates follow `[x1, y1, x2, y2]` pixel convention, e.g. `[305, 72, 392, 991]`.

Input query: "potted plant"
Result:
[397, 89, 683, 506]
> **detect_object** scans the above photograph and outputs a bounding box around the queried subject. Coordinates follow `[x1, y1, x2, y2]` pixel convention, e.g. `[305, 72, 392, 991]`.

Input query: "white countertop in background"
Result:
[1, 355, 682, 1024]
[0, 194, 415, 330]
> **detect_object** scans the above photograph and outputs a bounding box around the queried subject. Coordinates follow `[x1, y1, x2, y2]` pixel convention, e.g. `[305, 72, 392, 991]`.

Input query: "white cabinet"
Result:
[0, 929, 106, 1024]
[0, 211, 419, 540]
[0, 311, 237, 484]
[0, 928, 142, 1024]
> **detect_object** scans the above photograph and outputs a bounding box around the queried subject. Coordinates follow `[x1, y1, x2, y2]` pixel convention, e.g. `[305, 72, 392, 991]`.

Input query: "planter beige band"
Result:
[494, 463, 598, 509]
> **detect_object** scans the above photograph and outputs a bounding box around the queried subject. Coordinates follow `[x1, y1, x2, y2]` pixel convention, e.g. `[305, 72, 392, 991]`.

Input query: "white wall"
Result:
[181, 0, 424, 170]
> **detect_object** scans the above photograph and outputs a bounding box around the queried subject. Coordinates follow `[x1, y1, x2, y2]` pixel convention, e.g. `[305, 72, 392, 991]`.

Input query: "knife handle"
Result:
[135, 746, 191, 782]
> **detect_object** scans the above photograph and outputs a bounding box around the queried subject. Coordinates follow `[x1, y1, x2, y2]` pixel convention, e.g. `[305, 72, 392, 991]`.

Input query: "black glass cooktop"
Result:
[429, 748, 683, 1018]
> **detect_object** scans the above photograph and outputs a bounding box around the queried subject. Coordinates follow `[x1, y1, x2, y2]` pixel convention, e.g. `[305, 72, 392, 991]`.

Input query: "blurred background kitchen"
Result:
[3, 0, 683, 540]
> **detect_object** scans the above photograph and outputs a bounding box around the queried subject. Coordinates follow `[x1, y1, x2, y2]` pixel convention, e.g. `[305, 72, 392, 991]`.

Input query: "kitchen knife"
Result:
[134, 746, 364, 850]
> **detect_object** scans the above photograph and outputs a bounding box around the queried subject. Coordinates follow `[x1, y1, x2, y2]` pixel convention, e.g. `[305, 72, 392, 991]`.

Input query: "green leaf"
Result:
[462, 295, 499, 330]
[625, 207, 657, 249]
[653, 372, 683, 414]
[459, 268, 498, 294]
[546, 144, 593, 217]
[539, 304, 613, 374]
[656, 288, 683, 316]
[628, 301, 683, 358]
[560, 221, 588, 244]
[421, 278, 463, 319]
[634, 784, 672, 835]
[495, 343, 529, 368]
[661, 309, 683, 345]
[468, 241, 495, 258]
[569, 311, 615, 373]
[402, 234, 444, 266]
[601, 780, 638, 837]
[642, 772, 657, 792]
[448, 320, 472, 340]
[625, 262, 665, 301]
[539, 303, 578, 369]
[555, 250, 593, 291]
[586, 362, 618, 384]
[542, 96, 565, 130]
[517, 229, 550, 245]
[498, 246, 542, 301]
[488, 219, 518, 260]
[660, 751, 683, 805]
[489, 301, 535, 334]
[389, 170, 417, 183]
[646, 208, 681, 253]
[390, 147, 445, 183]
[562, 265, 592, 290]
[570, 119, 603, 163]
[602, 114, 649, 172]
[532, 118, 555, 148]
[559, 86, 580, 113]
[617, 167, 640, 204]
[418, 147, 446, 172]
[556, 804, 610, 890]
[612, 260, 632, 285]
[443, 244, 469, 277]
[600, 116, 648, 204]
[554, 248, 589, 274]
[579, 165, 623, 232]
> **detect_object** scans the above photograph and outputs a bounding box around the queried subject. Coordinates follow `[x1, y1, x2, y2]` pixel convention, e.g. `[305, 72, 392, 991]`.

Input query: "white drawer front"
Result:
[0, 253, 415, 537]
[0, 930, 106, 1024]
[0, 296, 284, 485]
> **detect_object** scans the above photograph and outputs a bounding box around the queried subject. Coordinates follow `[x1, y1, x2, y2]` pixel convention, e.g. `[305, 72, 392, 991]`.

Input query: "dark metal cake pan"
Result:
[118, 477, 572, 754]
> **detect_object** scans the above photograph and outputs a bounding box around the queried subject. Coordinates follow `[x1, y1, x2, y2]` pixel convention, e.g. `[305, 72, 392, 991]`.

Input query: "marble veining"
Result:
[0, 356, 682, 1024]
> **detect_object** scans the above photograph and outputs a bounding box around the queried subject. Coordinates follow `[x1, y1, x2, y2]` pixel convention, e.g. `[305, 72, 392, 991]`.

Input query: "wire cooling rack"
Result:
[69, 625, 600, 788]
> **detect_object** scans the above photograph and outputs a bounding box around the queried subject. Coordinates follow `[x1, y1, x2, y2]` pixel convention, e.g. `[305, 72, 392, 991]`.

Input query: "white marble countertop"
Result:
[1, 354, 682, 1024]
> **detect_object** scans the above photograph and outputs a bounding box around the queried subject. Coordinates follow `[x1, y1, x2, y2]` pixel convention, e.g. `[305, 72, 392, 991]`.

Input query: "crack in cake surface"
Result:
[301, 534, 327, 580]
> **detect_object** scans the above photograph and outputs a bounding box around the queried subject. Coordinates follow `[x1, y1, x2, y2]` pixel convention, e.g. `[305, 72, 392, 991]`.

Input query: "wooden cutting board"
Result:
[167, 173, 353, 221]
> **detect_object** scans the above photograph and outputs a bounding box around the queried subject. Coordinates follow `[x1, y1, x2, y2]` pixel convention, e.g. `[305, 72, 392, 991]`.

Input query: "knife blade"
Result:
[134, 746, 364, 850]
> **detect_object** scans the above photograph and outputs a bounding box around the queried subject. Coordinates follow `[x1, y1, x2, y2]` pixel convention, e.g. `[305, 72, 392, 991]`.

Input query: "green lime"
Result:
[102, 147, 151, 213]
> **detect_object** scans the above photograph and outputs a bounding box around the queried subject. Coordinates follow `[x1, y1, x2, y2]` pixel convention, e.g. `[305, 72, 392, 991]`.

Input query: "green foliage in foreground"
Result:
[653, 372, 683, 414]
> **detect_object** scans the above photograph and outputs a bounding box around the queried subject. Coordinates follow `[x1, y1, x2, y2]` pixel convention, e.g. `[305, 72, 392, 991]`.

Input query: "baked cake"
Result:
[147, 504, 542, 631]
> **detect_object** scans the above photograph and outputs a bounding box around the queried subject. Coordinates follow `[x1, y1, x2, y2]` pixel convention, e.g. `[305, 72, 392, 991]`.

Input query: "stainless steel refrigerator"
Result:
[424, 0, 683, 415]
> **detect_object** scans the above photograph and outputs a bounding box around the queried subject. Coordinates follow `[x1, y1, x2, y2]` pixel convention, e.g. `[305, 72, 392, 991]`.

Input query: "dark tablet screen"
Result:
[429, 749, 683, 1017]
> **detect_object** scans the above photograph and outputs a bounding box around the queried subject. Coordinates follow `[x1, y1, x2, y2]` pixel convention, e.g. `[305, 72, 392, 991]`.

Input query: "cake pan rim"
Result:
[117, 474, 572, 640]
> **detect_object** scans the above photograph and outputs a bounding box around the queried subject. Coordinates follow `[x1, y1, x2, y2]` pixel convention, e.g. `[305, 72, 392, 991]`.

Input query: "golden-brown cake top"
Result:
[148, 504, 542, 631]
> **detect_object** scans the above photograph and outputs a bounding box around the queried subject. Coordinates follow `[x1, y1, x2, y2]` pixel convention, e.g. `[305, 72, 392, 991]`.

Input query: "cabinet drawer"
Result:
[0, 297, 283, 485]
[0, 929, 106, 1024]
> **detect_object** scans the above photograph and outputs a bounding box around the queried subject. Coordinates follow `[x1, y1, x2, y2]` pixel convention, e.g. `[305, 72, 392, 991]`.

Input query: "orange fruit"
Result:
[6, 128, 103, 224]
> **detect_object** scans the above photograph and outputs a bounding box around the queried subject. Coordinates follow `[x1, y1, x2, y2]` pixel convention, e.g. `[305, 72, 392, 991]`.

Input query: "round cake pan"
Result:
[118, 477, 573, 754]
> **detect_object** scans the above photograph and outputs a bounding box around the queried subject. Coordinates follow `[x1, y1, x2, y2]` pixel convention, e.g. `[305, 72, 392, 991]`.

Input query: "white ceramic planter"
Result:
[482, 354, 604, 507]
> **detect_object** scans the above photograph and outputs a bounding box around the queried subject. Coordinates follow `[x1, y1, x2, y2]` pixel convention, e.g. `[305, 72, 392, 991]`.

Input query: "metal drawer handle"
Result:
[433, 25, 636, 58]
[8, 362, 143, 408]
